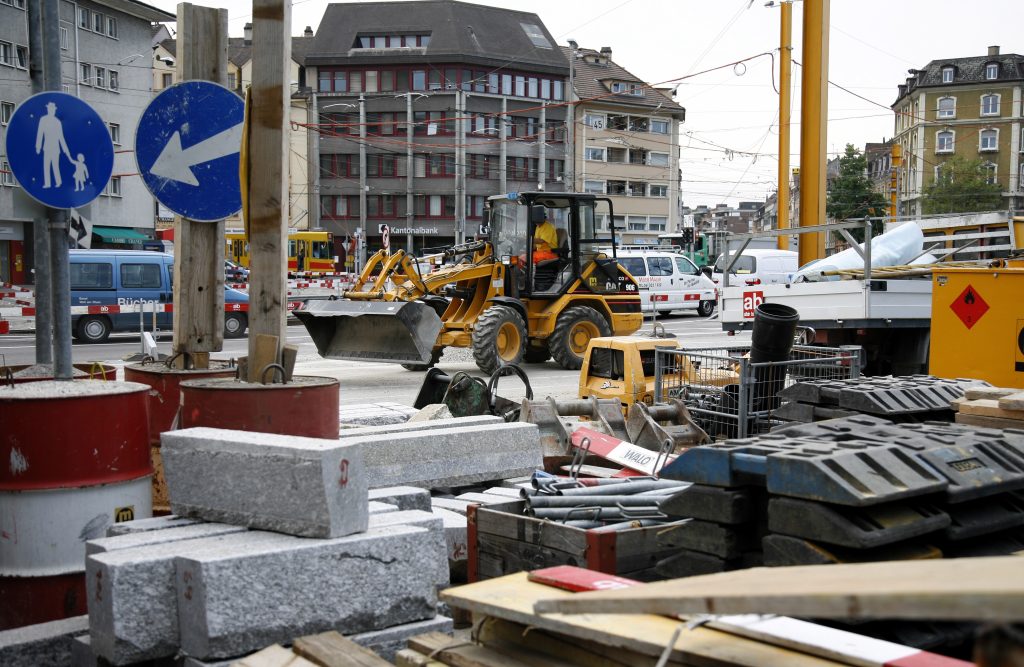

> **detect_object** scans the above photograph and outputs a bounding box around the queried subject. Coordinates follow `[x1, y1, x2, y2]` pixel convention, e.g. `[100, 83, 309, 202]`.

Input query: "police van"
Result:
[70, 250, 248, 343]
[612, 246, 718, 316]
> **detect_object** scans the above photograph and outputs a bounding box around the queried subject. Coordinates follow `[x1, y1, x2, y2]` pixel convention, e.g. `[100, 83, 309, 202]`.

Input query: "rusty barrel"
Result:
[125, 360, 237, 514]
[180, 376, 340, 438]
[4, 362, 118, 384]
[0, 381, 152, 629]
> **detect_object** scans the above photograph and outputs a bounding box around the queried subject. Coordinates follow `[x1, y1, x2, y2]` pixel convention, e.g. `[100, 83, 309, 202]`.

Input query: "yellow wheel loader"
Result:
[295, 192, 644, 374]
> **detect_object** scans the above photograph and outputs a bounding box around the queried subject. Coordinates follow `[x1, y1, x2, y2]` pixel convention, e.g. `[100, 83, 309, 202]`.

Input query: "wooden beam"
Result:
[291, 631, 392, 667]
[244, 0, 290, 380]
[531, 556, 1024, 622]
[172, 3, 229, 369]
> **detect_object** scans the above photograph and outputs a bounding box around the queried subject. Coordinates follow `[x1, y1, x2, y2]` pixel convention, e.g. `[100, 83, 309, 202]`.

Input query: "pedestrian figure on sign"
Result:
[35, 101, 72, 189]
[72, 153, 89, 192]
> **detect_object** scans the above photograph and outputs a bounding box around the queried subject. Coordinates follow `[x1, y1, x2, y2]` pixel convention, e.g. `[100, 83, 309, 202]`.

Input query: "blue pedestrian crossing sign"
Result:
[135, 81, 244, 222]
[5, 92, 114, 209]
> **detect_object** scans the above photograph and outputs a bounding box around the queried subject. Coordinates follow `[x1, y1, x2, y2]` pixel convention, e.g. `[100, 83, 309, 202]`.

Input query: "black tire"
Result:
[697, 300, 715, 317]
[472, 305, 527, 374]
[524, 342, 551, 364]
[401, 348, 443, 372]
[549, 305, 612, 370]
[224, 312, 247, 339]
[75, 315, 111, 344]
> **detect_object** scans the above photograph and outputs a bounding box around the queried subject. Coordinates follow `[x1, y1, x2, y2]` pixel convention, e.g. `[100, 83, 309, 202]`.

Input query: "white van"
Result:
[614, 249, 718, 316]
[710, 249, 798, 287]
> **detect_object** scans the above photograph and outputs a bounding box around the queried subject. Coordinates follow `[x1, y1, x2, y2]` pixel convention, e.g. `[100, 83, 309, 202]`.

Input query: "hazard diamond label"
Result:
[950, 284, 989, 329]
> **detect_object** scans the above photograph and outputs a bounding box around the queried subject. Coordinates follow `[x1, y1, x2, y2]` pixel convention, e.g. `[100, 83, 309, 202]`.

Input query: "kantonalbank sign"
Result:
[387, 227, 441, 235]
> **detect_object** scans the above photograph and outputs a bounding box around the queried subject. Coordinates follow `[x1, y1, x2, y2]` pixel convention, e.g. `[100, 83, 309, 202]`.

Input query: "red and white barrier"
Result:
[570, 427, 677, 476]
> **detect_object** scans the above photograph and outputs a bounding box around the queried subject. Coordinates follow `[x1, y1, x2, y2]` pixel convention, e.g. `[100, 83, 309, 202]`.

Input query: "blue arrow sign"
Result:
[5, 92, 114, 209]
[135, 81, 244, 222]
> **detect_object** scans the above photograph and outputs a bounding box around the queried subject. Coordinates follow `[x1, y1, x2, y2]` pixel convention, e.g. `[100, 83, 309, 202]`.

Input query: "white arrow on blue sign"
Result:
[4, 92, 114, 209]
[135, 81, 244, 222]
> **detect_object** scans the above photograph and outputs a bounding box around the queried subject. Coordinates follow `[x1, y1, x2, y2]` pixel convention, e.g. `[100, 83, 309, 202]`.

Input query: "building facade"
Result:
[0, 0, 173, 283]
[301, 0, 569, 256]
[566, 45, 685, 245]
[893, 46, 1024, 218]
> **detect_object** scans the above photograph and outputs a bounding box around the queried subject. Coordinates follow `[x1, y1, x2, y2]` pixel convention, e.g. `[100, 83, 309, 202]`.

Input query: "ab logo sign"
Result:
[742, 291, 764, 318]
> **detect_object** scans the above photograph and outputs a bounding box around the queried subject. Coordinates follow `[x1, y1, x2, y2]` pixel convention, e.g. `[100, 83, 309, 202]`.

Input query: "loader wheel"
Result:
[549, 305, 612, 370]
[401, 348, 443, 372]
[524, 342, 551, 364]
[472, 305, 526, 374]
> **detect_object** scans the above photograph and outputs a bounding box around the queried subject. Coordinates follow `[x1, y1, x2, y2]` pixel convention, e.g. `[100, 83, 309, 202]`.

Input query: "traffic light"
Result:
[681, 227, 694, 245]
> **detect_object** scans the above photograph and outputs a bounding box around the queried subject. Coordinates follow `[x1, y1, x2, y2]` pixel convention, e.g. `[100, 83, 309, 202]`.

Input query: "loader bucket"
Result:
[294, 299, 443, 364]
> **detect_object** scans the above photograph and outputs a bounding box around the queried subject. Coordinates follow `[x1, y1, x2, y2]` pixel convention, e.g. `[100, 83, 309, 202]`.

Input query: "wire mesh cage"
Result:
[654, 345, 862, 440]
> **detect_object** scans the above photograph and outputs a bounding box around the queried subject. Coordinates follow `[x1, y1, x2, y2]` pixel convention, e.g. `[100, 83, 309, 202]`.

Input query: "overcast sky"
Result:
[150, 0, 1022, 207]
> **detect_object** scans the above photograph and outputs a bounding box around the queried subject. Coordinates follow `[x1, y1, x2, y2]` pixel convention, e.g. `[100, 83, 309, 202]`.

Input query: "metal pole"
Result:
[499, 97, 508, 194]
[358, 93, 367, 266]
[43, 0, 71, 379]
[566, 41, 576, 193]
[455, 91, 465, 245]
[309, 91, 320, 234]
[26, 0, 52, 365]
[777, 0, 792, 251]
[539, 102, 546, 190]
[798, 0, 830, 266]
[406, 92, 414, 253]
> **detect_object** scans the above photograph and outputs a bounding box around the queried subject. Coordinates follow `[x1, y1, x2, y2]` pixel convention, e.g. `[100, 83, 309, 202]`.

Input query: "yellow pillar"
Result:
[777, 1, 792, 250]
[889, 143, 901, 222]
[798, 0, 829, 265]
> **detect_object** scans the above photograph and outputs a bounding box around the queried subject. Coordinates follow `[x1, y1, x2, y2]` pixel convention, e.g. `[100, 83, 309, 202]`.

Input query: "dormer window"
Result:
[985, 63, 999, 80]
[353, 34, 430, 49]
[610, 81, 643, 97]
[942, 66, 954, 83]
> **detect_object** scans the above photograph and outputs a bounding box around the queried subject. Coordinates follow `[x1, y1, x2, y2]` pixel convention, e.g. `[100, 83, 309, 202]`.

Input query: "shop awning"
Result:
[92, 226, 151, 244]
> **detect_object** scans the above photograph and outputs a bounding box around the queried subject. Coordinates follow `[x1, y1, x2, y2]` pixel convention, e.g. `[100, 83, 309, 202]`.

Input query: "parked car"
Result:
[70, 250, 248, 343]
[710, 249, 799, 287]
[614, 249, 718, 316]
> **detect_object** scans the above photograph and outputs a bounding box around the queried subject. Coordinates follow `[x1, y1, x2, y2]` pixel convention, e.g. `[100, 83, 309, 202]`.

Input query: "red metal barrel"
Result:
[180, 376, 339, 438]
[4, 362, 118, 384]
[0, 381, 153, 629]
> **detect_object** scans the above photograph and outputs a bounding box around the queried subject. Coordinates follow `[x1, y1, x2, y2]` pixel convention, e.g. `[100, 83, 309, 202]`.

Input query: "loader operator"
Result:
[533, 216, 559, 264]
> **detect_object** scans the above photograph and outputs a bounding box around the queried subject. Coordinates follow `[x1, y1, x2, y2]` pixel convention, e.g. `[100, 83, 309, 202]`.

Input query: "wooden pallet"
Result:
[953, 388, 1024, 429]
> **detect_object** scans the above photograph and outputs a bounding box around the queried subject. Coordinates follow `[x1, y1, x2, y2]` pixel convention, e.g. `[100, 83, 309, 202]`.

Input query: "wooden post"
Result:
[172, 4, 229, 369]
[245, 0, 290, 381]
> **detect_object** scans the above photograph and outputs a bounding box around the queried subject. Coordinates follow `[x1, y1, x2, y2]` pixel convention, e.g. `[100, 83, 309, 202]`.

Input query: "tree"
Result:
[826, 144, 889, 242]
[922, 155, 1003, 215]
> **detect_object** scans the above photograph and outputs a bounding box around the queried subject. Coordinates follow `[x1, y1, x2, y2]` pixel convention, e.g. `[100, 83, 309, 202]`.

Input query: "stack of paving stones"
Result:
[657, 413, 1024, 651]
[70, 427, 456, 666]
[775, 375, 989, 424]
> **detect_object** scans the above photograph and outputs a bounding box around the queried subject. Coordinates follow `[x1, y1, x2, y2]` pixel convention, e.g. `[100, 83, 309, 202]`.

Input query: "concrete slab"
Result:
[0, 615, 88, 667]
[368, 510, 448, 586]
[87, 522, 245, 556]
[338, 402, 417, 426]
[161, 427, 368, 538]
[349, 615, 453, 663]
[368, 486, 432, 512]
[367, 501, 398, 514]
[337, 415, 502, 440]
[429, 497, 472, 516]
[105, 515, 202, 537]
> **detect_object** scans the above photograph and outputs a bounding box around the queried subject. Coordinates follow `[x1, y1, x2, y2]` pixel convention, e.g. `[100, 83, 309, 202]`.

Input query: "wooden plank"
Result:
[531, 556, 1024, 622]
[394, 649, 447, 667]
[999, 391, 1024, 411]
[233, 644, 318, 667]
[964, 387, 1019, 401]
[956, 399, 1024, 422]
[956, 413, 1024, 430]
[292, 631, 391, 667]
[407, 632, 571, 667]
[441, 573, 850, 666]
[248, 333, 280, 383]
[475, 503, 588, 554]
[281, 343, 299, 381]
[244, 0, 290, 365]
[171, 3, 229, 365]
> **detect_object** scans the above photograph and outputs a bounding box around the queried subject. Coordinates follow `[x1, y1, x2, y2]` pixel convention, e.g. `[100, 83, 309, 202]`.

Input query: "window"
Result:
[412, 70, 426, 90]
[648, 217, 667, 232]
[109, 70, 118, 90]
[71, 262, 113, 289]
[108, 123, 120, 144]
[611, 81, 643, 97]
[1, 159, 14, 186]
[649, 184, 668, 198]
[942, 67, 954, 83]
[648, 257, 673, 276]
[95, 67, 106, 88]
[0, 42, 10, 66]
[986, 63, 998, 80]
[584, 113, 605, 130]
[227, 72, 235, 89]
[606, 147, 627, 164]
[121, 263, 161, 289]
[628, 181, 646, 196]
[983, 162, 997, 185]
[980, 129, 998, 151]
[618, 257, 646, 276]
[981, 94, 1000, 116]
[107, 176, 122, 197]
[80, 63, 91, 84]
[650, 119, 669, 134]
[584, 147, 605, 161]
[93, 11, 103, 33]
[78, 7, 89, 28]
[628, 117, 649, 132]
[162, 72, 173, 89]
[107, 16, 117, 38]
[520, 22, 551, 49]
[628, 217, 647, 231]
[606, 180, 626, 195]
[675, 256, 699, 275]
[60, 26, 69, 50]
[15, 45, 27, 69]
[936, 130, 954, 153]
[607, 114, 627, 130]
[647, 152, 669, 167]
[583, 180, 604, 194]
[937, 97, 955, 119]
[0, 101, 13, 125]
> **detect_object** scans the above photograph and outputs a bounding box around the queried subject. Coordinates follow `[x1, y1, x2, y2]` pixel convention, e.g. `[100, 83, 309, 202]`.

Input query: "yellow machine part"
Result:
[578, 336, 679, 409]
[930, 263, 1024, 388]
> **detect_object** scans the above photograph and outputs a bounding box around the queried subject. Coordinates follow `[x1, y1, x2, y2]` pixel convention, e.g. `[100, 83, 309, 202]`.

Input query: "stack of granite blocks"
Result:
[79, 427, 453, 666]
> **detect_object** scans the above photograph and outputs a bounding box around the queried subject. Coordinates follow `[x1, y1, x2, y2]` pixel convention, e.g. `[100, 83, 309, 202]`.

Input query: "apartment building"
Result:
[893, 45, 1024, 217]
[566, 45, 685, 245]
[0, 0, 173, 284]
[301, 0, 569, 254]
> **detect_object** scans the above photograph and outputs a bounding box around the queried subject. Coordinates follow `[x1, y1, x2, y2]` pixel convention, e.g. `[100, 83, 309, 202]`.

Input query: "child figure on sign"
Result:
[72, 153, 89, 192]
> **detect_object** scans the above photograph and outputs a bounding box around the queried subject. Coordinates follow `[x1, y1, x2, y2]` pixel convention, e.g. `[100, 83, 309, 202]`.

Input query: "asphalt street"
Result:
[1, 310, 751, 406]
